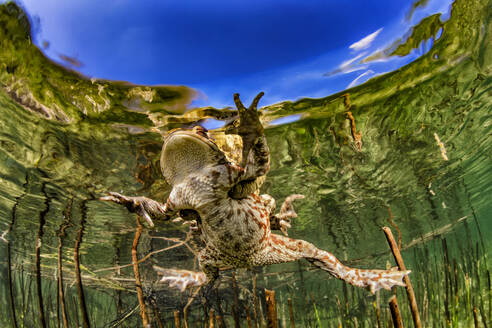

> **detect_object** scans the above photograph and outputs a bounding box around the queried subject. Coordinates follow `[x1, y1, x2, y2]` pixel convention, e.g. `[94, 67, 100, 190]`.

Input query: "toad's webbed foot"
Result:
[153, 261, 220, 293]
[361, 267, 410, 294]
[226, 92, 265, 167]
[270, 194, 304, 236]
[100, 192, 171, 227]
[153, 266, 207, 292]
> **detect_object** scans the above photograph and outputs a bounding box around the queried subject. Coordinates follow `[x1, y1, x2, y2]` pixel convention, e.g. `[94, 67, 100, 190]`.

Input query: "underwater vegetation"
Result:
[0, 0, 490, 326]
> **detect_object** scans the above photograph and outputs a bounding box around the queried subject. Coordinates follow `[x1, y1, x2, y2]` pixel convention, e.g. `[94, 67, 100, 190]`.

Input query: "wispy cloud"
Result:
[347, 70, 374, 88]
[323, 52, 367, 77]
[349, 28, 383, 51]
[340, 52, 367, 69]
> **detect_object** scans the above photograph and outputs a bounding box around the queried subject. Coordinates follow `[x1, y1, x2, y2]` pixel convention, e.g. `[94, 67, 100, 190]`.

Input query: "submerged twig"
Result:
[36, 181, 49, 328]
[386, 206, 402, 249]
[132, 216, 150, 327]
[389, 296, 403, 328]
[150, 298, 165, 328]
[344, 94, 362, 151]
[473, 306, 479, 328]
[216, 314, 225, 328]
[107, 304, 140, 328]
[374, 291, 382, 328]
[433, 133, 448, 161]
[383, 227, 421, 328]
[265, 289, 278, 328]
[57, 197, 72, 328]
[174, 310, 181, 328]
[246, 305, 253, 328]
[209, 308, 215, 328]
[253, 274, 259, 328]
[183, 286, 201, 328]
[94, 236, 189, 273]
[232, 271, 240, 328]
[288, 298, 295, 328]
[75, 200, 91, 328]
[5, 185, 25, 328]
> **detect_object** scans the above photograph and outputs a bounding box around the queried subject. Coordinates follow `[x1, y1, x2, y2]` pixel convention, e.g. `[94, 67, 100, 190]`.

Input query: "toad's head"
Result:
[160, 125, 265, 197]
[160, 126, 226, 186]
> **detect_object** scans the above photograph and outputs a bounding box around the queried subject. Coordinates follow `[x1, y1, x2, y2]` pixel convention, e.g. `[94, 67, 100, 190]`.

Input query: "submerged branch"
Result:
[94, 235, 190, 273]
[35, 180, 49, 328]
[57, 197, 72, 328]
[74, 200, 91, 328]
[132, 216, 150, 327]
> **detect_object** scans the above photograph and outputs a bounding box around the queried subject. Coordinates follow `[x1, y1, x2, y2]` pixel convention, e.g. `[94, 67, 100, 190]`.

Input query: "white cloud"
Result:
[349, 28, 383, 51]
[340, 52, 367, 69]
[324, 52, 367, 77]
[347, 70, 374, 88]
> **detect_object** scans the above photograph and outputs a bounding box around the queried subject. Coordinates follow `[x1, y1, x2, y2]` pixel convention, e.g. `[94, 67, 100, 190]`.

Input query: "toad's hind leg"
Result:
[154, 248, 226, 292]
[258, 234, 410, 294]
[154, 266, 207, 292]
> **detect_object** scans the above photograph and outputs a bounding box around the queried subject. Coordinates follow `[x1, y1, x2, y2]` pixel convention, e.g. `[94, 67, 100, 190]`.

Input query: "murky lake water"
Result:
[0, 0, 491, 327]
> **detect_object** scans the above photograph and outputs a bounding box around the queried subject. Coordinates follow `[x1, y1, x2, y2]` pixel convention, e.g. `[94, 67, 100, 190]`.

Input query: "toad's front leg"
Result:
[100, 192, 176, 227]
[270, 194, 304, 236]
[226, 92, 270, 178]
[263, 194, 305, 236]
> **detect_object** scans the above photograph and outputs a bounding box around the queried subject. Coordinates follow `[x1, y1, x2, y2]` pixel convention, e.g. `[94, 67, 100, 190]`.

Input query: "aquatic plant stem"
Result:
[216, 314, 225, 328]
[374, 291, 382, 328]
[150, 298, 165, 328]
[386, 206, 402, 249]
[74, 200, 91, 328]
[5, 189, 24, 328]
[36, 180, 50, 328]
[183, 286, 201, 328]
[389, 296, 403, 328]
[442, 238, 451, 324]
[232, 272, 240, 328]
[253, 274, 259, 328]
[382, 226, 421, 328]
[473, 306, 479, 328]
[265, 289, 278, 328]
[174, 310, 181, 328]
[313, 302, 322, 328]
[57, 198, 72, 328]
[7, 241, 18, 328]
[246, 305, 253, 328]
[209, 309, 215, 328]
[343, 94, 362, 151]
[94, 235, 189, 273]
[132, 216, 150, 327]
[288, 298, 295, 328]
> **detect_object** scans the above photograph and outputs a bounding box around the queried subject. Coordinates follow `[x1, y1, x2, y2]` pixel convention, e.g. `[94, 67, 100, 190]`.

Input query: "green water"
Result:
[0, 0, 491, 327]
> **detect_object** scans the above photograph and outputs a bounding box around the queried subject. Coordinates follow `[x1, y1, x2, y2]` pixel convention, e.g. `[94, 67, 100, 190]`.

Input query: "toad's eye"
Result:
[193, 125, 209, 138]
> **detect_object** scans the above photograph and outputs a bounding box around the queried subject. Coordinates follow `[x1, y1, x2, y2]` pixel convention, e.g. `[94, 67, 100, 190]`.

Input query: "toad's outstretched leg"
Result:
[256, 234, 410, 294]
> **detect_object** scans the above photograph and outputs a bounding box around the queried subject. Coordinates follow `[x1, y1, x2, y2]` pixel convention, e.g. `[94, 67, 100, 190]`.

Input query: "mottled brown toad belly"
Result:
[201, 196, 271, 267]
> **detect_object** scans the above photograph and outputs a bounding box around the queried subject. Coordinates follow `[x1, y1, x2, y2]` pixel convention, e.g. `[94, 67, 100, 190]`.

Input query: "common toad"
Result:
[102, 92, 409, 293]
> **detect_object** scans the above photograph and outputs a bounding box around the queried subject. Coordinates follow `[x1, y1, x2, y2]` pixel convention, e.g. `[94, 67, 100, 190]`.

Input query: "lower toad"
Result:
[101, 92, 409, 294]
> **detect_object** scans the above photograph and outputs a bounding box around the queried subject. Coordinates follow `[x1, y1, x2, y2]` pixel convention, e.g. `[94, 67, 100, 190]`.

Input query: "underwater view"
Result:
[0, 0, 491, 327]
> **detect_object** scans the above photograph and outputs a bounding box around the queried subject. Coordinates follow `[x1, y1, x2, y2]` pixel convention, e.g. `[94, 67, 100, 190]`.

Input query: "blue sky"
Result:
[17, 0, 452, 108]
